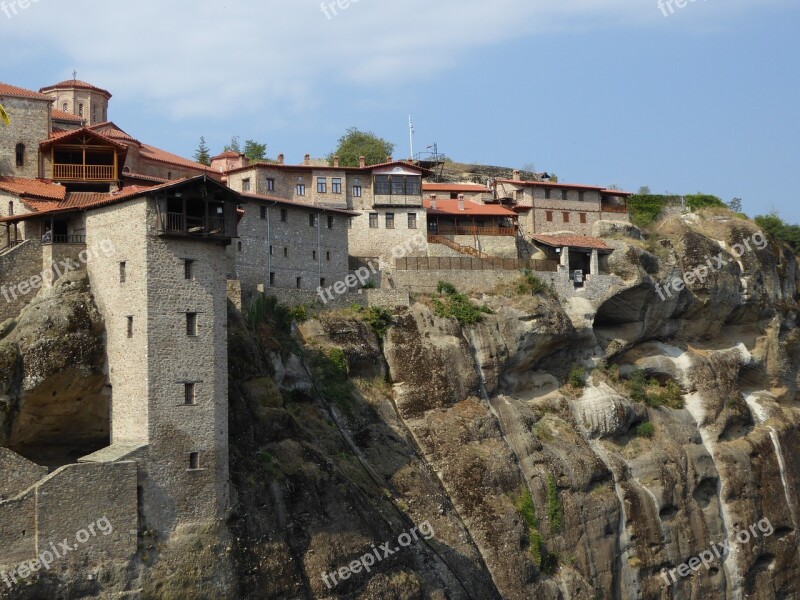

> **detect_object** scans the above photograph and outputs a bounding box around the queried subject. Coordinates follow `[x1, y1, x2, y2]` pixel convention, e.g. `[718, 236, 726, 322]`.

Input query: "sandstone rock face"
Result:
[0, 271, 107, 458]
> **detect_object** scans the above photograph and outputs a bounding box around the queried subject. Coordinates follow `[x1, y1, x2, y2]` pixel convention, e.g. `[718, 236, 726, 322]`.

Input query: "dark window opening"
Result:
[119, 262, 126, 283]
[15, 143, 25, 167]
[127, 316, 133, 338]
[184, 259, 195, 280]
[327, 215, 334, 229]
[186, 313, 198, 336]
[369, 213, 378, 228]
[280, 208, 287, 222]
[184, 383, 196, 405]
[188, 452, 200, 470]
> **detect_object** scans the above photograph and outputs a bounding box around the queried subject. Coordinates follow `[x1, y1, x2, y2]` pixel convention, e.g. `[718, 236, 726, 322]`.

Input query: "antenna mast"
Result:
[408, 115, 414, 160]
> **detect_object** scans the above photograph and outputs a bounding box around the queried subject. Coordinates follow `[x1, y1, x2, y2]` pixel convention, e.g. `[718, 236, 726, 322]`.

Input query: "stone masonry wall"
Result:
[0, 240, 43, 323]
[348, 208, 428, 258]
[0, 96, 50, 179]
[230, 201, 350, 295]
[144, 200, 229, 534]
[0, 449, 47, 502]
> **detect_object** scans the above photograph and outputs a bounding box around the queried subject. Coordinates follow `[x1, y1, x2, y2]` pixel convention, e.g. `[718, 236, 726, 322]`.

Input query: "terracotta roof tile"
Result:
[424, 198, 517, 217]
[51, 109, 84, 123]
[0, 82, 53, 101]
[212, 151, 240, 160]
[423, 183, 492, 193]
[139, 143, 215, 173]
[40, 80, 112, 98]
[0, 177, 67, 201]
[496, 179, 606, 191]
[531, 234, 611, 251]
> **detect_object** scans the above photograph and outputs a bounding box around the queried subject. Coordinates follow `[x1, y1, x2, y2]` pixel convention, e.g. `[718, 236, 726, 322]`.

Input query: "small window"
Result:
[326, 251, 331, 261]
[317, 177, 327, 193]
[186, 313, 198, 336]
[62, 102, 68, 111]
[296, 277, 302, 289]
[408, 213, 417, 229]
[562, 212, 570, 223]
[78, 103, 84, 117]
[188, 452, 200, 470]
[269, 245, 273, 255]
[283, 247, 288, 257]
[580, 213, 587, 224]
[280, 208, 287, 222]
[309, 213, 316, 227]
[348, 217, 353, 229]
[184, 259, 194, 280]
[515, 190, 523, 202]
[237, 241, 243, 252]
[127, 316, 134, 338]
[385, 213, 395, 229]
[320, 278, 326, 287]
[266, 178, 275, 192]
[15, 143, 25, 167]
[119, 262, 127, 283]
[332, 178, 342, 194]
[561, 189, 568, 200]
[296, 184, 306, 196]
[242, 178, 251, 193]
[312, 250, 317, 260]
[546, 211, 553, 222]
[369, 213, 378, 228]
[92, 106, 97, 123]
[8, 201, 13, 216]
[260, 206, 267, 220]
[544, 188, 551, 199]
[353, 185, 362, 198]
[184, 383, 196, 405]
[269, 272, 276, 285]
[327, 215, 334, 229]
[450, 192, 459, 200]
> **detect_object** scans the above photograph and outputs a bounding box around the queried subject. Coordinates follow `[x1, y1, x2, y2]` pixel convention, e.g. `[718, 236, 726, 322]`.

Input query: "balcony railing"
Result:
[52, 164, 116, 181]
[42, 234, 86, 245]
[164, 213, 228, 236]
[434, 225, 516, 237]
[601, 204, 628, 214]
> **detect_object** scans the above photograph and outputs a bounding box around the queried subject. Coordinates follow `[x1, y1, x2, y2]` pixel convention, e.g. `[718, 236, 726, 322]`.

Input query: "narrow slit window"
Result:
[184, 383, 196, 405]
[188, 452, 200, 470]
[186, 312, 198, 336]
[119, 262, 126, 283]
[126, 316, 133, 338]
[269, 272, 275, 285]
[184, 259, 194, 280]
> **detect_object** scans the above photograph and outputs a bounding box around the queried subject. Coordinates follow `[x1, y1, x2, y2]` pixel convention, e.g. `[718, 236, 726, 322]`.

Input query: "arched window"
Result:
[78, 103, 84, 117]
[62, 102, 68, 112]
[15, 143, 24, 167]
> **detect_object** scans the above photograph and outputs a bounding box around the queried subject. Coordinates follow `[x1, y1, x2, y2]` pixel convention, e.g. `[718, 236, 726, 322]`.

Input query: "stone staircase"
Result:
[427, 234, 491, 259]
[515, 224, 533, 260]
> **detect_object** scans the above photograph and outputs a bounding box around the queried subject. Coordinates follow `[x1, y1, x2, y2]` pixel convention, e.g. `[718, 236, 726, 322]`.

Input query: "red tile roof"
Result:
[212, 151, 240, 160]
[0, 82, 53, 101]
[496, 179, 606, 191]
[225, 159, 431, 177]
[532, 234, 611, 251]
[240, 192, 359, 216]
[40, 79, 112, 98]
[42, 126, 129, 151]
[0, 177, 67, 201]
[423, 183, 492, 193]
[89, 122, 140, 144]
[121, 172, 169, 184]
[424, 198, 517, 217]
[139, 143, 216, 173]
[601, 189, 633, 197]
[51, 109, 84, 123]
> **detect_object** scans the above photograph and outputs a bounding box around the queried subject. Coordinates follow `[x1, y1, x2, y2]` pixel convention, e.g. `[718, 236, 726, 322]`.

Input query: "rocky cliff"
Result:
[228, 211, 800, 599]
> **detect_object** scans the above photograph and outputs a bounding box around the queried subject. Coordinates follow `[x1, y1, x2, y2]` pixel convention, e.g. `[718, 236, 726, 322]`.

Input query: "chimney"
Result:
[429, 194, 437, 210]
[304, 154, 311, 166]
[458, 194, 465, 211]
[277, 153, 284, 165]
[512, 169, 521, 181]
[333, 156, 340, 168]
[358, 155, 366, 168]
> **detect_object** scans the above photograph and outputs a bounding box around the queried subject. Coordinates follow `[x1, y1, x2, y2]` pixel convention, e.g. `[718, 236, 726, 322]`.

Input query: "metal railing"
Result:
[396, 256, 559, 272]
[52, 164, 116, 181]
[43, 234, 86, 245]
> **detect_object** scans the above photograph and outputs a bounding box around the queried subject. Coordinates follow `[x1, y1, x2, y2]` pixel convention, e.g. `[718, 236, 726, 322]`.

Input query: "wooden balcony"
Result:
[601, 203, 628, 214]
[52, 164, 116, 181]
[162, 213, 230, 237]
[434, 225, 516, 237]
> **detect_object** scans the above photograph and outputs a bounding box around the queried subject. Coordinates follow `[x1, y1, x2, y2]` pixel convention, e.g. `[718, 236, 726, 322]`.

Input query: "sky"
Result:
[1, 0, 798, 222]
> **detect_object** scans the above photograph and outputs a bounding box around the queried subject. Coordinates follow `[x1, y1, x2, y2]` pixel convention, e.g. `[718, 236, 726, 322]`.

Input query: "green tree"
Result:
[243, 139, 268, 162]
[638, 185, 651, 195]
[328, 128, 395, 167]
[194, 136, 211, 166]
[729, 197, 743, 213]
[224, 136, 242, 154]
[755, 213, 800, 254]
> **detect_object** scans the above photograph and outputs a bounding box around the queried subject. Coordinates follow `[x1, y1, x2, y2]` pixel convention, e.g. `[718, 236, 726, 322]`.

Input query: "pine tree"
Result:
[194, 136, 211, 166]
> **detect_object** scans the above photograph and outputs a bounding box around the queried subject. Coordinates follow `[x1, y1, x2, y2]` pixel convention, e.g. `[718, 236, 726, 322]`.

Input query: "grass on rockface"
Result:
[567, 366, 587, 389]
[432, 282, 492, 326]
[636, 422, 655, 439]
[513, 489, 558, 575]
[246, 293, 308, 333]
[546, 475, 564, 533]
[597, 363, 685, 409]
[354, 305, 394, 338]
[309, 347, 353, 413]
[517, 269, 554, 296]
